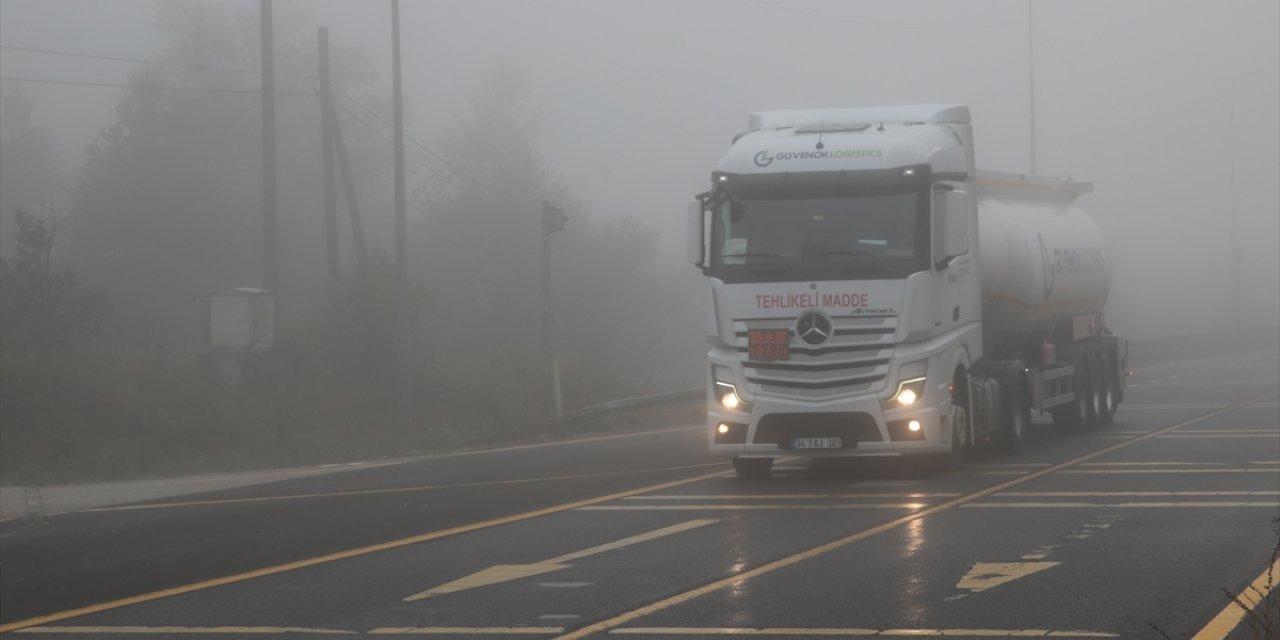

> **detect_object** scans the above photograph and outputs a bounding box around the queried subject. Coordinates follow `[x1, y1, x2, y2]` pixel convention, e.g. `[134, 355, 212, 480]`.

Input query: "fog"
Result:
[0, 0, 1276, 481]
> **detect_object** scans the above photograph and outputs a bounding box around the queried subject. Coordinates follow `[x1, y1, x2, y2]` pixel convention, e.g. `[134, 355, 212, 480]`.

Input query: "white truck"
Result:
[687, 104, 1125, 477]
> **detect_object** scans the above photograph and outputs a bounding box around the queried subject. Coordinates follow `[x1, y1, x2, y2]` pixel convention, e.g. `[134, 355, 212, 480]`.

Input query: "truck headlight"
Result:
[883, 377, 927, 410]
[715, 381, 748, 412]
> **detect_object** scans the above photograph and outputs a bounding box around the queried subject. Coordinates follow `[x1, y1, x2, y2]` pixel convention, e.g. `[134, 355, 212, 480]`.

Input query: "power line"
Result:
[0, 44, 313, 81]
[747, 0, 1016, 30]
[331, 86, 477, 185]
[0, 75, 313, 96]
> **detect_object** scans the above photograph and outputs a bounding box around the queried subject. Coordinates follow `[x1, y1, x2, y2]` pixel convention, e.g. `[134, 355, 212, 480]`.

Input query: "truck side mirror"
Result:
[687, 200, 705, 266]
[936, 190, 970, 270]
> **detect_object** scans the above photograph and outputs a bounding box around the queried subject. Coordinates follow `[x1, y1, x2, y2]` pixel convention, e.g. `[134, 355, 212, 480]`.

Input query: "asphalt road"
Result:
[1, 348, 1277, 639]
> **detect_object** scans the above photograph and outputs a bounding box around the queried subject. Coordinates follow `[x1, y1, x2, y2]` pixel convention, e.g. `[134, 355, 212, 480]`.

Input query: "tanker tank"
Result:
[974, 170, 1112, 357]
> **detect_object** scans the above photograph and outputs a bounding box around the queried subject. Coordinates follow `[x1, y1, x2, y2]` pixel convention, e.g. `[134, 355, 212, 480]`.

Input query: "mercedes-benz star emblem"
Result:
[794, 311, 833, 347]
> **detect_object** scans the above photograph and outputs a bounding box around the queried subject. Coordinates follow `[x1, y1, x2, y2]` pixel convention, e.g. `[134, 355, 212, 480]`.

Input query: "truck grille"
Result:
[735, 316, 895, 398]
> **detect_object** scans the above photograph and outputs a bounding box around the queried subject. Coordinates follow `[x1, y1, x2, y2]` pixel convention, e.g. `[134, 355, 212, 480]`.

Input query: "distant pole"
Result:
[261, 0, 279, 299]
[541, 201, 567, 419]
[390, 0, 410, 419]
[319, 26, 339, 297]
[391, 0, 407, 316]
[1027, 0, 1037, 176]
[331, 105, 369, 267]
[1228, 109, 1241, 336]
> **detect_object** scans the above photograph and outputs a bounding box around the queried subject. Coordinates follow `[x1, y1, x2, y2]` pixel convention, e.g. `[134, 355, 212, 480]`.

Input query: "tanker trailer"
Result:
[688, 104, 1127, 477]
[973, 170, 1125, 437]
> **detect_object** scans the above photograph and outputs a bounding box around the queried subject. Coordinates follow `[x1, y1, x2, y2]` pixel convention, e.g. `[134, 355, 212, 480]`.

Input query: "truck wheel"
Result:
[732, 457, 773, 479]
[1052, 364, 1089, 433]
[944, 404, 970, 469]
[998, 380, 1030, 452]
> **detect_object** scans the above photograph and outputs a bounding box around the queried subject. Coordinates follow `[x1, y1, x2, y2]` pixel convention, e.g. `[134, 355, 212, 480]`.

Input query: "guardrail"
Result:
[555, 328, 1279, 435]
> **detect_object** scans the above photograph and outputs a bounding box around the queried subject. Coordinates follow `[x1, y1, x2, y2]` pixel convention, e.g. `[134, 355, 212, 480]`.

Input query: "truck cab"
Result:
[689, 105, 981, 475]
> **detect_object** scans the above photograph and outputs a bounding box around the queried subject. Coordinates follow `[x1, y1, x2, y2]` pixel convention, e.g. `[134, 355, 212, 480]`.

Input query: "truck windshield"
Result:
[710, 191, 929, 282]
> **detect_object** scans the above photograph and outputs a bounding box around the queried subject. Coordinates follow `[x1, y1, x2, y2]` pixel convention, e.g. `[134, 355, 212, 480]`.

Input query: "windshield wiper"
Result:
[803, 250, 891, 275]
[720, 252, 786, 260]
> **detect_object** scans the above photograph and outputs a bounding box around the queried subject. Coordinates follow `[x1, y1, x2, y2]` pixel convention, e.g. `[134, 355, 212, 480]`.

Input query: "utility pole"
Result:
[261, 0, 278, 300]
[1027, 0, 1037, 176]
[391, 0, 407, 319]
[390, 0, 410, 421]
[331, 106, 369, 268]
[542, 200, 568, 420]
[1228, 108, 1241, 337]
[319, 27, 339, 297]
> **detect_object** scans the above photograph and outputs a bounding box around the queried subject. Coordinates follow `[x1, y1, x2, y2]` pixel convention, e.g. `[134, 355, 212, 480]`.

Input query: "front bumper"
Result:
[706, 387, 951, 458]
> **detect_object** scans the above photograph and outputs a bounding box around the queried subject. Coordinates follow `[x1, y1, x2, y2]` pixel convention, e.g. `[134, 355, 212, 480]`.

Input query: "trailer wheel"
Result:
[1080, 360, 1099, 429]
[732, 457, 773, 479]
[998, 378, 1031, 452]
[1095, 355, 1116, 424]
[1052, 363, 1091, 433]
[1098, 354, 1118, 426]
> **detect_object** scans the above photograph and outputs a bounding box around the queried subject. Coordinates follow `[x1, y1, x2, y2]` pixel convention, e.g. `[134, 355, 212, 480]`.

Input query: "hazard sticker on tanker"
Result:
[749, 329, 789, 360]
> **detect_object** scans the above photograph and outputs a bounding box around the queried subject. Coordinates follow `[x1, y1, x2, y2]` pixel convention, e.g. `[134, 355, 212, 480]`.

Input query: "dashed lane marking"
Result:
[1059, 468, 1279, 474]
[401, 519, 718, 601]
[1077, 461, 1225, 466]
[14, 626, 354, 635]
[623, 493, 963, 500]
[607, 628, 1119, 637]
[552, 392, 1276, 640]
[83, 462, 729, 513]
[997, 491, 1280, 497]
[962, 501, 1280, 508]
[1158, 435, 1277, 439]
[577, 503, 929, 511]
[0, 466, 732, 634]
[370, 628, 565, 635]
[1192, 554, 1280, 639]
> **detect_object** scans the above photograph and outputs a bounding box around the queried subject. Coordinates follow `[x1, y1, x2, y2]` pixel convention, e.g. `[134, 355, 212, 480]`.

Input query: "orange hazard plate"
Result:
[749, 329, 789, 360]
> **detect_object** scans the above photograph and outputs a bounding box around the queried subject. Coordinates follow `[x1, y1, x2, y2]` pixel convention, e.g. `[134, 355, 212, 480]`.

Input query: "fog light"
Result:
[908, 420, 922, 432]
[717, 423, 731, 435]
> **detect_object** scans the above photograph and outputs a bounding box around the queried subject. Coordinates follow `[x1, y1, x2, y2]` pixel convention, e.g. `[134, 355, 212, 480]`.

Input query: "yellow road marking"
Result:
[962, 502, 1280, 508]
[84, 463, 727, 513]
[1191, 554, 1280, 640]
[609, 628, 1118, 637]
[1159, 434, 1278, 438]
[1078, 462, 1225, 466]
[401, 519, 718, 601]
[956, 562, 1060, 592]
[0, 467, 731, 634]
[578, 503, 929, 511]
[1060, 468, 1278, 474]
[553, 392, 1276, 640]
[370, 628, 565, 635]
[1172, 429, 1278, 434]
[997, 491, 1280, 497]
[15, 627, 353, 635]
[624, 493, 963, 500]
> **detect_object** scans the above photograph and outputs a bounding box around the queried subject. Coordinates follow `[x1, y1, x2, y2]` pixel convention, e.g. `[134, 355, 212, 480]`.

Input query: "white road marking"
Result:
[577, 503, 929, 511]
[609, 627, 1119, 637]
[963, 501, 1280, 508]
[401, 519, 717, 601]
[999, 491, 1280, 497]
[956, 562, 1060, 592]
[1059, 468, 1279, 474]
[16, 627, 354, 635]
[371, 628, 565, 635]
[623, 493, 962, 500]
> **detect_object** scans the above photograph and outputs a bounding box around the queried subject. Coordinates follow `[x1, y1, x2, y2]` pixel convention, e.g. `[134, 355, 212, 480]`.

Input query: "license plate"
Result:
[749, 329, 789, 360]
[790, 437, 842, 449]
